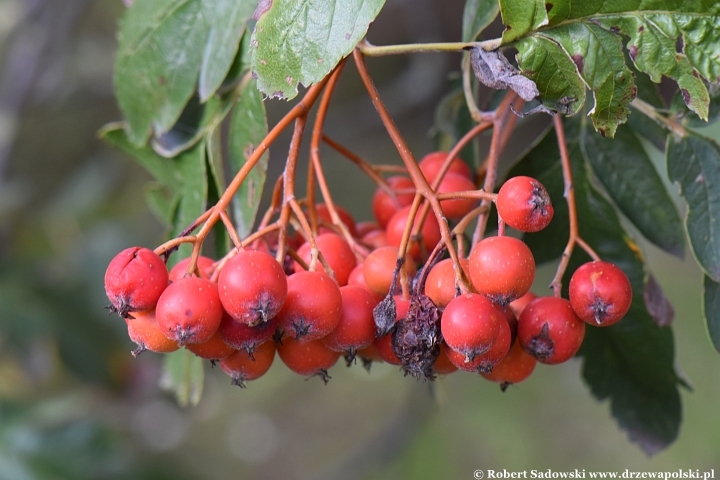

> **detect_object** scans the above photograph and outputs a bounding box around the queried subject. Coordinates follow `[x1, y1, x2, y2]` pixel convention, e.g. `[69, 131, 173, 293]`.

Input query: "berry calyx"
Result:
[569, 260, 632, 326]
[217, 311, 279, 357]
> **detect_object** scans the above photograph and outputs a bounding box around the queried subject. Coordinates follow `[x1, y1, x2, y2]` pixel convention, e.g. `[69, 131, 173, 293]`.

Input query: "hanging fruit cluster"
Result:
[105, 128, 632, 389]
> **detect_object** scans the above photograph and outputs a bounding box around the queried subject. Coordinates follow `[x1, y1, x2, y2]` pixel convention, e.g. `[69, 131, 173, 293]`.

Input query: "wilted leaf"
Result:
[251, 0, 385, 99]
[471, 47, 539, 101]
[666, 132, 720, 281]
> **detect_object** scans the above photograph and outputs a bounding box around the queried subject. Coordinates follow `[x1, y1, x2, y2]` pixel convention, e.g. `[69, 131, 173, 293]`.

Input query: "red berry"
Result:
[418, 151, 472, 183]
[125, 310, 179, 356]
[276, 271, 342, 341]
[441, 293, 504, 361]
[372, 176, 415, 228]
[424, 258, 470, 307]
[316, 203, 357, 237]
[155, 276, 224, 345]
[168, 256, 215, 282]
[218, 249, 287, 326]
[217, 312, 278, 356]
[468, 236, 535, 306]
[508, 291, 537, 319]
[105, 247, 168, 318]
[518, 296, 586, 365]
[322, 286, 378, 355]
[436, 173, 477, 219]
[481, 339, 537, 389]
[568, 261, 632, 326]
[277, 337, 341, 382]
[496, 176, 554, 232]
[185, 331, 236, 360]
[362, 246, 416, 298]
[348, 262, 378, 299]
[361, 229, 389, 250]
[446, 317, 511, 373]
[356, 221, 381, 237]
[294, 233, 357, 286]
[220, 340, 276, 387]
[385, 206, 441, 261]
[433, 343, 458, 375]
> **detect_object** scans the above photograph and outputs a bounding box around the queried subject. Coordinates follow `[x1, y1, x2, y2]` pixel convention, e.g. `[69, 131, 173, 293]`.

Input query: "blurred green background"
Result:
[1, 1, 718, 479]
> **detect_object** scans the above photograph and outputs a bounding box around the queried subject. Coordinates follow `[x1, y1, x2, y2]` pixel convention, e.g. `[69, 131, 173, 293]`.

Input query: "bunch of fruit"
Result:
[104, 152, 632, 390]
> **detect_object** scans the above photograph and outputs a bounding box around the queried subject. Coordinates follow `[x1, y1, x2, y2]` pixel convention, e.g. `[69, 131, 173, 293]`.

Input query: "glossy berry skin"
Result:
[105, 247, 168, 318]
[125, 310, 179, 356]
[294, 233, 357, 286]
[155, 276, 223, 345]
[348, 263, 378, 299]
[468, 236, 535, 307]
[218, 249, 287, 326]
[418, 151, 472, 182]
[185, 331, 236, 360]
[441, 293, 504, 360]
[168, 256, 215, 282]
[481, 339, 537, 389]
[569, 261, 632, 326]
[220, 340, 276, 387]
[277, 271, 342, 341]
[277, 337, 341, 381]
[437, 173, 478, 219]
[372, 176, 416, 228]
[424, 258, 470, 307]
[509, 291, 537, 319]
[322, 286, 378, 354]
[363, 246, 416, 298]
[518, 296, 586, 365]
[496, 176, 554, 232]
[386, 205, 441, 261]
[446, 314, 511, 373]
[218, 312, 278, 355]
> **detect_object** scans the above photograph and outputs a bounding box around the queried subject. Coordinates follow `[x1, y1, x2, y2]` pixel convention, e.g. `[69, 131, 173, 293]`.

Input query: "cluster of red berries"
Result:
[104, 152, 633, 389]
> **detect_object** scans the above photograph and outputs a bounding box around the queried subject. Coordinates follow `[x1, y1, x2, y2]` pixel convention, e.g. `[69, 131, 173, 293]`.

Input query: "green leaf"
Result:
[499, 0, 548, 44]
[514, 35, 585, 115]
[667, 132, 720, 281]
[580, 120, 685, 258]
[540, 23, 635, 137]
[115, 0, 211, 145]
[251, 0, 385, 99]
[703, 275, 720, 353]
[101, 123, 208, 261]
[499, 3, 719, 135]
[229, 79, 269, 238]
[462, 0, 500, 42]
[160, 349, 204, 407]
[198, 1, 256, 102]
[672, 82, 720, 128]
[144, 183, 180, 227]
[114, 0, 256, 145]
[509, 118, 681, 454]
[151, 93, 234, 158]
